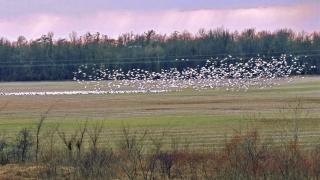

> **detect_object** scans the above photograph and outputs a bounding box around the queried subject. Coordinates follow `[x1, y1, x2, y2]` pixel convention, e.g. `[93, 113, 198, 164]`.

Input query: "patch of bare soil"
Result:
[0, 164, 73, 180]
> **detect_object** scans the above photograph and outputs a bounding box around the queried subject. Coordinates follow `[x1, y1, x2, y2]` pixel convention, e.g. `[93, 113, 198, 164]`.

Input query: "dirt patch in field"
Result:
[0, 164, 39, 179]
[0, 164, 73, 179]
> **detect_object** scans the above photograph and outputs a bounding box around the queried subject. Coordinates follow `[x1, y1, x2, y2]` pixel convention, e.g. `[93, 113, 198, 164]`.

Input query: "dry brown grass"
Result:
[0, 164, 74, 179]
[0, 77, 319, 120]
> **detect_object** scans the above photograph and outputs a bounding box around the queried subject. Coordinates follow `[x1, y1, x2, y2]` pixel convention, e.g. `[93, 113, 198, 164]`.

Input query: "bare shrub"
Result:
[35, 105, 54, 162]
[273, 142, 311, 180]
[118, 127, 148, 180]
[156, 151, 175, 178]
[78, 148, 117, 179]
[14, 128, 33, 163]
[57, 128, 77, 163]
[0, 136, 9, 165]
[75, 120, 87, 159]
[87, 121, 103, 152]
[138, 131, 166, 180]
[311, 145, 320, 179]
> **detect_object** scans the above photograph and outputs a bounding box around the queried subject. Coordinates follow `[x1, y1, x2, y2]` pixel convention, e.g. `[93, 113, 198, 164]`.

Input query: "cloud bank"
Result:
[0, 4, 319, 40]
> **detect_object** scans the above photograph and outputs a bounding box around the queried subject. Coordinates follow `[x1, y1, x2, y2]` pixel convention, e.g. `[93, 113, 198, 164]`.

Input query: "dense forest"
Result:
[0, 28, 319, 81]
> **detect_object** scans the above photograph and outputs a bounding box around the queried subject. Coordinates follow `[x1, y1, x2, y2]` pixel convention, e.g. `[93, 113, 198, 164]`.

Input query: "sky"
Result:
[0, 0, 319, 40]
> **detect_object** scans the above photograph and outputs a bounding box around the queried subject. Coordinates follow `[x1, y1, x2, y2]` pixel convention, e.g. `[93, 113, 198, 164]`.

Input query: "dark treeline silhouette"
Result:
[0, 28, 319, 81]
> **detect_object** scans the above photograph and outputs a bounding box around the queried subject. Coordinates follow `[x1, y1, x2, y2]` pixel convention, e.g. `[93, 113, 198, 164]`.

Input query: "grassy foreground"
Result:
[1, 128, 320, 179]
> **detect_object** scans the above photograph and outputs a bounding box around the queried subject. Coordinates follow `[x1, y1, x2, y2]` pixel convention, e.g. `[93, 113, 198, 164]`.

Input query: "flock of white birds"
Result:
[73, 55, 306, 92]
[0, 55, 310, 96]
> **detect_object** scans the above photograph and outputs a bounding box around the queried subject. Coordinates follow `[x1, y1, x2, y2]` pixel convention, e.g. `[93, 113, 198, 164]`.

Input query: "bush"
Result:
[78, 148, 117, 179]
[0, 139, 9, 165]
[14, 128, 33, 163]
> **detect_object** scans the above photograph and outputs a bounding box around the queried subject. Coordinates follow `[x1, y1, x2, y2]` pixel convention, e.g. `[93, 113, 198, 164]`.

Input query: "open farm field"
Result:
[0, 76, 319, 149]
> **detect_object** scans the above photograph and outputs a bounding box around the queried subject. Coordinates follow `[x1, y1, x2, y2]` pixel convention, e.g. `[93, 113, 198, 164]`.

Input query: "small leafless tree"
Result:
[75, 120, 88, 158]
[57, 127, 77, 162]
[87, 121, 104, 152]
[35, 106, 53, 162]
[15, 128, 33, 163]
[119, 127, 148, 180]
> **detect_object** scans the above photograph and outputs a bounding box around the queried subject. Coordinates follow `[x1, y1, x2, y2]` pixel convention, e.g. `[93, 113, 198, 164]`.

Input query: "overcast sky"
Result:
[0, 0, 319, 40]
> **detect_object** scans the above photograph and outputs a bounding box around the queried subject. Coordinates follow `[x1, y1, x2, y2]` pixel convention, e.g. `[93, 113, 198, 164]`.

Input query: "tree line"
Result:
[0, 28, 319, 81]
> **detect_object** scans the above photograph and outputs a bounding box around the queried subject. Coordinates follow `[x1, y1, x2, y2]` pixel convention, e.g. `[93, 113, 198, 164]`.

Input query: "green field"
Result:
[0, 76, 320, 149]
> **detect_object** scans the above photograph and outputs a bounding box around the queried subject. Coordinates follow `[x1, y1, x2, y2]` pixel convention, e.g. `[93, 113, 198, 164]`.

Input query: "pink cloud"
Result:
[0, 4, 318, 40]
